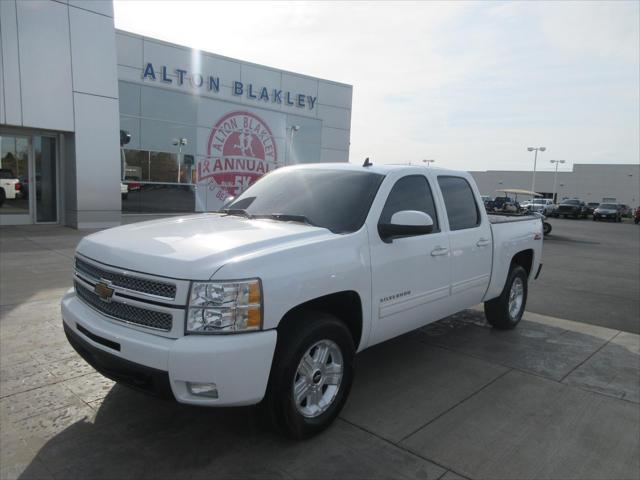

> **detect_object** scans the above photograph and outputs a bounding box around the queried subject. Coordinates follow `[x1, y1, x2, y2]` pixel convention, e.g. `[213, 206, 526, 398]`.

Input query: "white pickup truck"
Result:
[62, 163, 543, 438]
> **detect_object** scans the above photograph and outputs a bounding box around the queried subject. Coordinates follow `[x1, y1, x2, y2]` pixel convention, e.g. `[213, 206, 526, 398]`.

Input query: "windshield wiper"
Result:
[252, 213, 318, 227]
[219, 208, 253, 218]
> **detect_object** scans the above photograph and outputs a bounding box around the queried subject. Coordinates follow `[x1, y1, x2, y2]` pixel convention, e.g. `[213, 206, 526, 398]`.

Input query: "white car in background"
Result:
[529, 198, 555, 215]
[0, 168, 22, 205]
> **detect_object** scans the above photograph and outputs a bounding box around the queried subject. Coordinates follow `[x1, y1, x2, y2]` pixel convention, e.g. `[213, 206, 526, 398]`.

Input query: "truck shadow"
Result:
[16, 311, 640, 480]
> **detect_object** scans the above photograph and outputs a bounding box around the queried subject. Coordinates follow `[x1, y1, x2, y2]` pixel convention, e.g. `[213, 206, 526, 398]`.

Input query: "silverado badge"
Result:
[94, 281, 114, 302]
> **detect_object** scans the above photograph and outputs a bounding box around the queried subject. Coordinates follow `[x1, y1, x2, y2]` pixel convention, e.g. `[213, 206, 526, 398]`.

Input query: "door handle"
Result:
[431, 246, 449, 257]
[476, 238, 491, 247]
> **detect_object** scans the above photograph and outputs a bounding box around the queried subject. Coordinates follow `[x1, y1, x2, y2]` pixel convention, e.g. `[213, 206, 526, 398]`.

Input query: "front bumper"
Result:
[61, 291, 277, 406]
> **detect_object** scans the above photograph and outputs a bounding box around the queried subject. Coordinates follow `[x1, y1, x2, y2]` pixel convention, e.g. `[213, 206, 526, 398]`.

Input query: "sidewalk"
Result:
[1, 226, 639, 480]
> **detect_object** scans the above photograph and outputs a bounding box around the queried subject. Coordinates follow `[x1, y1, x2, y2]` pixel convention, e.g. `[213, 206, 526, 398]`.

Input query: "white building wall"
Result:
[0, 0, 120, 228]
[471, 164, 640, 206]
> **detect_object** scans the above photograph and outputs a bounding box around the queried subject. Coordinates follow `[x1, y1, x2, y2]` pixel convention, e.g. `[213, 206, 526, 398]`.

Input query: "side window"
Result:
[379, 175, 439, 232]
[437, 176, 480, 231]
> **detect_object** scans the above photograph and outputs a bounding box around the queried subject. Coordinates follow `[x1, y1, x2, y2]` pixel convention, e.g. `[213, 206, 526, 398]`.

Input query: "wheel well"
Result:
[511, 249, 533, 277]
[278, 291, 363, 349]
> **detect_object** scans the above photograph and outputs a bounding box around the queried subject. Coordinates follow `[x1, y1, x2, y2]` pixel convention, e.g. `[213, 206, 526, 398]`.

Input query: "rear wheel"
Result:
[484, 265, 528, 330]
[263, 312, 354, 439]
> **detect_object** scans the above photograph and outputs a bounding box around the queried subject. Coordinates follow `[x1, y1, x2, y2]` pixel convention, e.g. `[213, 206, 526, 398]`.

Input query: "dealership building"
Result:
[0, 0, 352, 228]
[471, 164, 640, 206]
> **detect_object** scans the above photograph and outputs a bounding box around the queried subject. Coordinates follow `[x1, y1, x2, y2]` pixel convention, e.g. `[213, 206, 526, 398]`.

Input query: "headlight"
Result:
[186, 279, 262, 334]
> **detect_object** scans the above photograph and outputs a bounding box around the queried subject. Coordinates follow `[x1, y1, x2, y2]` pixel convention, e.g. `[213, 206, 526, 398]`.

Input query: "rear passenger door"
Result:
[437, 176, 492, 308]
[368, 174, 451, 345]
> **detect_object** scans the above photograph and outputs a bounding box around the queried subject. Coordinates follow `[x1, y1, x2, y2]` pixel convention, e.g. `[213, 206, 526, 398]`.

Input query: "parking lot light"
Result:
[550, 160, 566, 203]
[527, 146, 546, 201]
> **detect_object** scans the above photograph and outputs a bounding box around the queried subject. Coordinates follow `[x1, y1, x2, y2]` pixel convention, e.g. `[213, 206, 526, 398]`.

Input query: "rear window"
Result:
[437, 176, 481, 231]
[599, 204, 617, 209]
[0, 169, 15, 179]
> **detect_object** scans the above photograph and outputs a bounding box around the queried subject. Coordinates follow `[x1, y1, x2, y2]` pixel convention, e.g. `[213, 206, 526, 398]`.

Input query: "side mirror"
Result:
[378, 210, 434, 243]
[221, 196, 235, 209]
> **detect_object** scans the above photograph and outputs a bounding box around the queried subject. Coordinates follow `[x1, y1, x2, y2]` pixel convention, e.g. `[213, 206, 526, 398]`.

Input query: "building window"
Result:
[121, 148, 196, 213]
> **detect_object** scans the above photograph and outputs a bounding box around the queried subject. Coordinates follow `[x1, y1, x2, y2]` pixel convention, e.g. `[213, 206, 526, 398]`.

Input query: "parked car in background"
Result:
[634, 207, 640, 224]
[586, 202, 600, 216]
[0, 168, 22, 202]
[124, 176, 142, 192]
[528, 199, 555, 216]
[618, 204, 632, 218]
[555, 199, 588, 219]
[593, 203, 622, 222]
[481, 195, 495, 211]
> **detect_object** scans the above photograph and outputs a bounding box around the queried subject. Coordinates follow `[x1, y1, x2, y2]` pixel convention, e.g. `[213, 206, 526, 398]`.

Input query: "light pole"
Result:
[287, 125, 300, 166]
[422, 159, 435, 167]
[549, 159, 565, 203]
[527, 146, 546, 201]
[173, 138, 187, 183]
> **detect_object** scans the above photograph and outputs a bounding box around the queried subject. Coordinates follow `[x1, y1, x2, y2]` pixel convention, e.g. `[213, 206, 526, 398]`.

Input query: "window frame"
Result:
[437, 175, 482, 231]
[377, 174, 441, 239]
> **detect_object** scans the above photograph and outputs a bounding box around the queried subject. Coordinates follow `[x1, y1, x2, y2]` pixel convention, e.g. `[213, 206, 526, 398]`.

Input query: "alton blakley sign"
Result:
[142, 62, 318, 110]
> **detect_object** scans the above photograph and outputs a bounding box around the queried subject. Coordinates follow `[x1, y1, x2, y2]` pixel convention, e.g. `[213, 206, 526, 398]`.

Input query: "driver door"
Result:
[368, 174, 451, 346]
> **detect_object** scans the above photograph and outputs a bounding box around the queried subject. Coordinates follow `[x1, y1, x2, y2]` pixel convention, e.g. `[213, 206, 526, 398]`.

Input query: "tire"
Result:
[263, 312, 355, 439]
[543, 222, 552, 236]
[0, 188, 5, 207]
[592, 217, 596, 221]
[484, 265, 528, 330]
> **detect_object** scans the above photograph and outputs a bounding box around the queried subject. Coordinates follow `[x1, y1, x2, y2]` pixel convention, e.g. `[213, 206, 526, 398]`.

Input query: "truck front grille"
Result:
[75, 282, 173, 332]
[75, 257, 176, 299]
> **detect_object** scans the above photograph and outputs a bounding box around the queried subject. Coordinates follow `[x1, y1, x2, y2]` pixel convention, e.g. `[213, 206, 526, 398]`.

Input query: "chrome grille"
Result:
[75, 257, 176, 299]
[75, 282, 173, 332]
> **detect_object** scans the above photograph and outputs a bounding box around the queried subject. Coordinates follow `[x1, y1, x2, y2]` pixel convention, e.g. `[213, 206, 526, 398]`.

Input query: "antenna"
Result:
[363, 157, 372, 167]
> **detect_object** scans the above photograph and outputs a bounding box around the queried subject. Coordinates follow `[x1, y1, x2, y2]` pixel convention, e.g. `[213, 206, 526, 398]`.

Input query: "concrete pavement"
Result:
[1, 225, 639, 480]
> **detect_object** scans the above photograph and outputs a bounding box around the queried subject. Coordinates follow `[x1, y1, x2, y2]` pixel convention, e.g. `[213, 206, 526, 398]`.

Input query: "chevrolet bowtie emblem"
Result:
[94, 281, 115, 302]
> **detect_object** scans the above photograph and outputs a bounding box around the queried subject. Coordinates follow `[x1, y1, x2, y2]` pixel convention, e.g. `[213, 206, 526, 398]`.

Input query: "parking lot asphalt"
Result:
[527, 217, 640, 334]
[1, 224, 639, 480]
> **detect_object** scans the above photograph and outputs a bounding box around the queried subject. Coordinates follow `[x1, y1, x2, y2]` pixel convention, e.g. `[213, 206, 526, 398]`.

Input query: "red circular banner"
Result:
[201, 111, 278, 196]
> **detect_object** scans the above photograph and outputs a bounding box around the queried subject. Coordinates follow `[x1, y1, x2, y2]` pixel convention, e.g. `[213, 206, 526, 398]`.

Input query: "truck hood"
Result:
[76, 214, 334, 280]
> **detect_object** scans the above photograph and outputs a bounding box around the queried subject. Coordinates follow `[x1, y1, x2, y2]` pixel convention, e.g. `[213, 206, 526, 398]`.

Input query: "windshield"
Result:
[533, 199, 547, 204]
[599, 204, 617, 209]
[225, 168, 384, 233]
[562, 200, 580, 205]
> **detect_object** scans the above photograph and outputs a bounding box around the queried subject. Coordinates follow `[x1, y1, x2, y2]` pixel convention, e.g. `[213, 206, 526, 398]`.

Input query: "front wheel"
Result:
[484, 265, 528, 330]
[264, 313, 355, 439]
[543, 222, 552, 236]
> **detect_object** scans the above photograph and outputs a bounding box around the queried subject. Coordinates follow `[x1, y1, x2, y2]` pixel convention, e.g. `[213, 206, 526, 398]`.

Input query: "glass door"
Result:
[0, 133, 59, 225]
[33, 136, 58, 223]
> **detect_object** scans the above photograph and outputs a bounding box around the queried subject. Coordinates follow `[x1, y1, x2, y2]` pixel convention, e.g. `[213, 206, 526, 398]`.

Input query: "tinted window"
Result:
[562, 200, 580, 205]
[227, 169, 384, 234]
[379, 175, 439, 232]
[0, 169, 15, 179]
[437, 176, 480, 230]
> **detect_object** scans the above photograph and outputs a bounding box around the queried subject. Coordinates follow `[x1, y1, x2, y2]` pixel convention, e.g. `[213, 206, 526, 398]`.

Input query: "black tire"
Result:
[592, 217, 596, 221]
[484, 265, 528, 330]
[263, 312, 355, 439]
[543, 222, 552, 236]
[0, 188, 5, 207]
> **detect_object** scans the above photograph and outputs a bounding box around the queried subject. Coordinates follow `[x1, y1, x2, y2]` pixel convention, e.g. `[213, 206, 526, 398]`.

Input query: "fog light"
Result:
[187, 382, 218, 398]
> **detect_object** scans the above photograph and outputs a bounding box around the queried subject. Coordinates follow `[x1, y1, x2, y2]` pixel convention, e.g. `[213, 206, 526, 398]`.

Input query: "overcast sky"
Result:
[114, 1, 639, 172]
